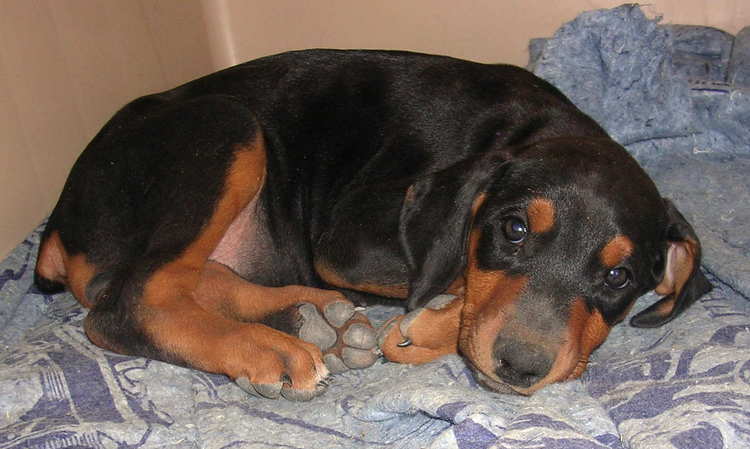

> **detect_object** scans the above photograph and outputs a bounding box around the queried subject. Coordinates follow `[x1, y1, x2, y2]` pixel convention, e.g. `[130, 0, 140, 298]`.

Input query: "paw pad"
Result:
[297, 301, 378, 373]
[298, 303, 338, 350]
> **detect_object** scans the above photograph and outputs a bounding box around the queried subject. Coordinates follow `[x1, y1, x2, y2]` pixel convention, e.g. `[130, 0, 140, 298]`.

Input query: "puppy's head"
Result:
[399, 137, 711, 395]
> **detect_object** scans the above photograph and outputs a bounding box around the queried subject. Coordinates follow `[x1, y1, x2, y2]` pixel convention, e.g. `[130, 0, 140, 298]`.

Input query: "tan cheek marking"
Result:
[527, 197, 555, 233]
[460, 229, 527, 380]
[521, 297, 588, 392]
[600, 235, 634, 268]
[566, 298, 611, 380]
[580, 308, 611, 357]
[515, 298, 612, 394]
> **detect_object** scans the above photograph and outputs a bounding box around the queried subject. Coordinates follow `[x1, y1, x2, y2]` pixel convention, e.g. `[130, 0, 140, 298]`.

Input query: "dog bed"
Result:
[2, 5, 749, 448]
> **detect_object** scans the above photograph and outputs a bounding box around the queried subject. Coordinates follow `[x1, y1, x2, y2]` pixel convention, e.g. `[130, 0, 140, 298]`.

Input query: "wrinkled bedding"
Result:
[2, 5, 749, 448]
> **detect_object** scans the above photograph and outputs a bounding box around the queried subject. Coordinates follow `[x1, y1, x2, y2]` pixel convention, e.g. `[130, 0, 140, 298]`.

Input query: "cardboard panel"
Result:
[0, 0, 212, 258]
[201, 0, 750, 69]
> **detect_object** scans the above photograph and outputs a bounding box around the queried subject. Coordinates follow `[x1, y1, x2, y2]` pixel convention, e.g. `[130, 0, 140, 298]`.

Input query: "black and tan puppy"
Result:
[34, 50, 711, 399]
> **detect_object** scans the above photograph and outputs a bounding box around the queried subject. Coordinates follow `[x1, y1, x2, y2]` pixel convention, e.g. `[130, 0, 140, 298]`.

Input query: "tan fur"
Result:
[36, 231, 67, 284]
[315, 260, 409, 299]
[96, 134, 330, 389]
[460, 229, 528, 384]
[600, 235, 634, 268]
[380, 296, 464, 364]
[527, 197, 555, 234]
[36, 231, 99, 308]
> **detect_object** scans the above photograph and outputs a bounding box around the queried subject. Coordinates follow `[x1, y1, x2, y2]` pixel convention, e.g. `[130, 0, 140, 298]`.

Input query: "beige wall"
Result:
[1, 0, 749, 258]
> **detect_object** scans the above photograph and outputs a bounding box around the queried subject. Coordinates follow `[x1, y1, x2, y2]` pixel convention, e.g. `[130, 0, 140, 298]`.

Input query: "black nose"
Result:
[493, 338, 554, 388]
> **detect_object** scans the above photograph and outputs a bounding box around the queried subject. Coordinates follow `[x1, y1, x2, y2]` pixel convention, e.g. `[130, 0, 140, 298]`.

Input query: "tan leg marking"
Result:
[36, 230, 98, 308]
[195, 262, 378, 376]
[380, 295, 463, 364]
[134, 135, 327, 389]
[36, 231, 67, 284]
[66, 254, 98, 308]
[195, 261, 349, 322]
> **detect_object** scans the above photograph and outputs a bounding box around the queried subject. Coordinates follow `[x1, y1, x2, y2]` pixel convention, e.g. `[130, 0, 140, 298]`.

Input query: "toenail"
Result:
[396, 338, 412, 347]
[280, 386, 319, 402]
[252, 382, 283, 399]
[236, 377, 283, 399]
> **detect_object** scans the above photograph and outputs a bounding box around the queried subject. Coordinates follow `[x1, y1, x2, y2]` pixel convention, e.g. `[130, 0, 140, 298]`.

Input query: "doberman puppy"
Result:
[34, 49, 711, 399]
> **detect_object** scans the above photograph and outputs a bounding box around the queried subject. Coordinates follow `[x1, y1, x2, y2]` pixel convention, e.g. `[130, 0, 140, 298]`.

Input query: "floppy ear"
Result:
[399, 153, 509, 310]
[630, 199, 712, 328]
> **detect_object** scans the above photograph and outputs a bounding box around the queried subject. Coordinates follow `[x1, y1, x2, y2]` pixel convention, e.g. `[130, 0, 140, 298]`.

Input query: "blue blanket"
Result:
[2, 6, 749, 448]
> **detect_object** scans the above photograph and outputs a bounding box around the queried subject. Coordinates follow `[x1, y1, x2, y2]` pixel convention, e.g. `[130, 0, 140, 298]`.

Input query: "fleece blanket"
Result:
[2, 5, 750, 449]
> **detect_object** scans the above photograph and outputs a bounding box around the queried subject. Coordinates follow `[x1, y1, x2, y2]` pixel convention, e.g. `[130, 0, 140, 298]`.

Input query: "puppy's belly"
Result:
[208, 190, 265, 276]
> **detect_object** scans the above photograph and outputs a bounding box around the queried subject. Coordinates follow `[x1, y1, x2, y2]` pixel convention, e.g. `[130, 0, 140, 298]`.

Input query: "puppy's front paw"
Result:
[377, 294, 462, 364]
[225, 325, 330, 401]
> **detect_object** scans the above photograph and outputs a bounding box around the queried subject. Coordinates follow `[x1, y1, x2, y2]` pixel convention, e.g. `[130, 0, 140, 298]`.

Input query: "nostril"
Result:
[496, 358, 544, 388]
[493, 340, 553, 388]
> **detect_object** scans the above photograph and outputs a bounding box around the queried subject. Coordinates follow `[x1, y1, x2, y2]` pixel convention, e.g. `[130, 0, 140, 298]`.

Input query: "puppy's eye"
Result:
[605, 267, 630, 289]
[502, 217, 527, 244]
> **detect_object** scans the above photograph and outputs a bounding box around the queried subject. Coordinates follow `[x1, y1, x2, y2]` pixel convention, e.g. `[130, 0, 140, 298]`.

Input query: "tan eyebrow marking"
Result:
[526, 197, 555, 233]
[600, 235, 634, 268]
